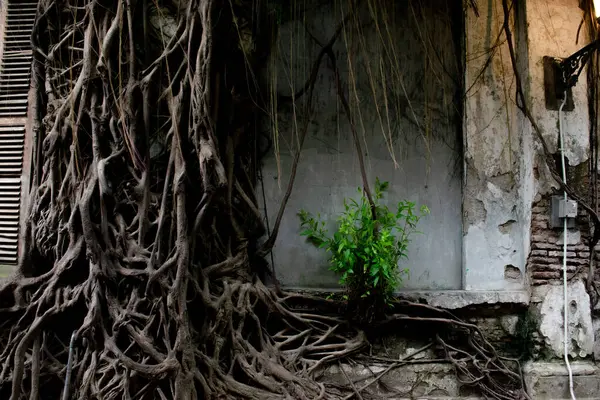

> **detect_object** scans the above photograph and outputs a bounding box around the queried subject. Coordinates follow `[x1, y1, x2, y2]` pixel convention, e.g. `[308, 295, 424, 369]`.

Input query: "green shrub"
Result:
[298, 178, 429, 319]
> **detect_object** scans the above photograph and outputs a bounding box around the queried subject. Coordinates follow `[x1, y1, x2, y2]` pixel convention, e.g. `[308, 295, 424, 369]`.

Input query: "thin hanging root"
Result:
[0, 0, 528, 399]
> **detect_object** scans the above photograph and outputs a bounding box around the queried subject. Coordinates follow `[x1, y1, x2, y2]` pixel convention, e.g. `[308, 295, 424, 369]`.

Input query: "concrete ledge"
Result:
[524, 361, 600, 399]
[284, 287, 530, 310]
[397, 290, 530, 310]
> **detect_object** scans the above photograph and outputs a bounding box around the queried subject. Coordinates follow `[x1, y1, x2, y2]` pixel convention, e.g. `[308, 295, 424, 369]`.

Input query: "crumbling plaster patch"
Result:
[464, 180, 523, 290]
[539, 280, 594, 358]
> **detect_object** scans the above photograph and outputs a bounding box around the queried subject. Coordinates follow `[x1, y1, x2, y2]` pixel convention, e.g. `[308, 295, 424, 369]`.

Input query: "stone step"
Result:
[524, 361, 600, 399]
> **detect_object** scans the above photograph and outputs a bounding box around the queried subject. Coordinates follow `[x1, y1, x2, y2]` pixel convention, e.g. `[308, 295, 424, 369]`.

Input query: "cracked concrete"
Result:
[539, 280, 594, 358]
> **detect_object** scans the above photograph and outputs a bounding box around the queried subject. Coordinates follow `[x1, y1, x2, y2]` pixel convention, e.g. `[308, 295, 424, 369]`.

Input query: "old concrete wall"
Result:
[522, 0, 595, 363]
[462, 0, 526, 290]
[462, 0, 592, 296]
[515, 1, 600, 396]
[261, 0, 463, 290]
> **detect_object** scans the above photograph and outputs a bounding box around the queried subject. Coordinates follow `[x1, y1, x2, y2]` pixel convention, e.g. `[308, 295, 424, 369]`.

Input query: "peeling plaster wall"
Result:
[523, 0, 595, 363]
[463, 0, 591, 293]
[463, 0, 525, 290]
[464, 0, 596, 365]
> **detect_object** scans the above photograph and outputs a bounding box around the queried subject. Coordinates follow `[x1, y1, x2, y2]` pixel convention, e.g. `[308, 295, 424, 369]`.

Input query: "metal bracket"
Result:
[543, 39, 600, 111]
[561, 39, 599, 88]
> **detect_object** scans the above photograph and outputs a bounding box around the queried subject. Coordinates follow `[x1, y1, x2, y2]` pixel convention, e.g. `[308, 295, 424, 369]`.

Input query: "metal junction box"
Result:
[550, 195, 578, 229]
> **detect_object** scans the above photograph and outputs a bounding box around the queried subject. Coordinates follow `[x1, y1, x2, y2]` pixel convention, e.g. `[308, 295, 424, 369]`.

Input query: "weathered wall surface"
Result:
[526, 0, 590, 165]
[462, 0, 526, 290]
[463, 0, 599, 375]
[521, 0, 597, 366]
[324, 302, 528, 398]
[260, 0, 464, 289]
[517, 1, 600, 396]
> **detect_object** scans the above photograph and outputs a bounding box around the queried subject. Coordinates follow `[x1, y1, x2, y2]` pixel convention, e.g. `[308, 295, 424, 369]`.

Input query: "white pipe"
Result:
[559, 93, 576, 400]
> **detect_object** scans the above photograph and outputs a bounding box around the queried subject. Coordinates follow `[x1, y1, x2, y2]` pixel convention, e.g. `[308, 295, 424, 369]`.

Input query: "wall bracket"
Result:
[544, 39, 600, 111]
[543, 56, 574, 111]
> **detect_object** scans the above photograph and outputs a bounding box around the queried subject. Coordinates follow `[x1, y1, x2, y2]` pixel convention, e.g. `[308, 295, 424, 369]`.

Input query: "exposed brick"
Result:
[532, 280, 549, 285]
[532, 263, 577, 272]
[528, 194, 595, 283]
[529, 263, 551, 271]
[566, 258, 588, 266]
[530, 249, 548, 257]
[531, 220, 548, 230]
[528, 256, 560, 265]
[548, 251, 576, 258]
[532, 271, 560, 279]
[531, 242, 560, 250]
[531, 234, 553, 243]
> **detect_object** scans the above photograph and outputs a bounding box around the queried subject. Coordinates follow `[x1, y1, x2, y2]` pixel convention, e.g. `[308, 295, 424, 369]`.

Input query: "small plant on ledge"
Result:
[298, 178, 429, 322]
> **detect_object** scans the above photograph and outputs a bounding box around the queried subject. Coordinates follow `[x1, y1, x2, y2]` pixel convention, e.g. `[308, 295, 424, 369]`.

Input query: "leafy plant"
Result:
[298, 178, 429, 319]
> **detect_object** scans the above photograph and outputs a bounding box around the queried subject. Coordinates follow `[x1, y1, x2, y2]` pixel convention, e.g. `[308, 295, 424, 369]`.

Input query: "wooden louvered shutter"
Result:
[0, 0, 37, 268]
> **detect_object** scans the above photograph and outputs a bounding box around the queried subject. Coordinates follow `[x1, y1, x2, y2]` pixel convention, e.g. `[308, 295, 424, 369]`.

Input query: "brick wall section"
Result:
[528, 196, 593, 285]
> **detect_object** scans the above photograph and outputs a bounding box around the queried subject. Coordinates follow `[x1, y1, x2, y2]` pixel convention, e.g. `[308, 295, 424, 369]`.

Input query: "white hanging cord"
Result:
[559, 92, 577, 400]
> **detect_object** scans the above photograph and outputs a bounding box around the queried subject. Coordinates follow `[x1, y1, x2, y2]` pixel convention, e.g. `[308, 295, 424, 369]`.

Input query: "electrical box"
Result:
[543, 56, 575, 111]
[550, 195, 578, 229]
